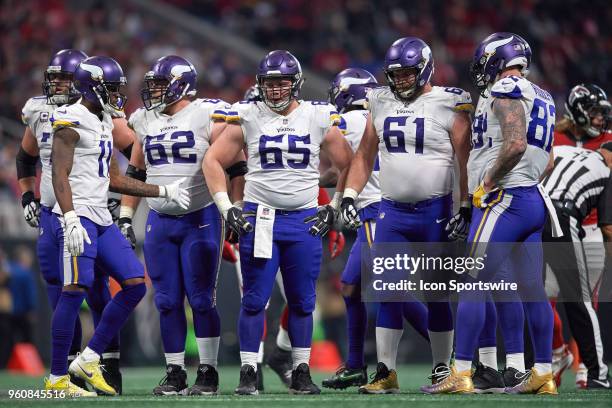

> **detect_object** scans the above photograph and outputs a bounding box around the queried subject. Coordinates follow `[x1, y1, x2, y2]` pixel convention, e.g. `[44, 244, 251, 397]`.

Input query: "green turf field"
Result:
[0, 365, 610, 407]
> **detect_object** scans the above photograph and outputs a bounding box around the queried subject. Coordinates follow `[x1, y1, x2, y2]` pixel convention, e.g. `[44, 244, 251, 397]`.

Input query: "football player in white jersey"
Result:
[424, 32, 558, 395]
[46, 56, 190, 397]
[322, 67, 387, 389]
[204, 50, 353, 395]
[340, 37, 472, 393]
[462, 34, 540, 395]
[117, 55, 246, 396]
[17, 49, 135, 394]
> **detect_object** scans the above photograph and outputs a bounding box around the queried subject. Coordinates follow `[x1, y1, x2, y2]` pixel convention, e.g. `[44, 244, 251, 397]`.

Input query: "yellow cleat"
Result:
[505, 367, 558, 395]
[420, 367, 474, 394]
[44, 375, 97, 397]
[358, 362, 400, 394]
[69, 354, 117, 395]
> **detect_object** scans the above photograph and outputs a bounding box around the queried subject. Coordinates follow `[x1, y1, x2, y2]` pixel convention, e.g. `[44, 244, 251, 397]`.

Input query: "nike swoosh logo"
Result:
[77, 362, 93, 378]
[198, 224, 210, 229]
[436, 218, 447, 224]
[592, 379, 610, 387]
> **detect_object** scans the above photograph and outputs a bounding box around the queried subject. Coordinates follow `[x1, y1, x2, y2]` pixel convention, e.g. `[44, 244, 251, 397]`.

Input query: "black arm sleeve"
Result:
[597, 174, 612, 227]
[225, 160, 248, 180]
[120, 143, 133, 160]
[16, 146, 39, 179]
[125, 164, 147, 182]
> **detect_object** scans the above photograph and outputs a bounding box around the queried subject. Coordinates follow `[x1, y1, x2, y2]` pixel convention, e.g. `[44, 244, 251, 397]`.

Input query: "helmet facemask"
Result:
[141, 76, 170, 111]
[43, 70, 79, 105]
[141, 72, 193, 112]
[258, 74, 302, 112]
[583, 103, 611, 137]
[92, 81, 127, 114]
[385, 66, 427, 102]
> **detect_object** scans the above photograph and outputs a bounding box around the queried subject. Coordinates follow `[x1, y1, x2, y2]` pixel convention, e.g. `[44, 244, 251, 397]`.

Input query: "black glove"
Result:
[340, 197, 361, 230]
[304, 205, 336, 237]
[225, 228, 240, 244]
[22, 191, 40, 228]
[107, 198, 121, 223]
[119, 217, 136, 249]
[226, 206, 253, 237]
[445, 205, 472, 241]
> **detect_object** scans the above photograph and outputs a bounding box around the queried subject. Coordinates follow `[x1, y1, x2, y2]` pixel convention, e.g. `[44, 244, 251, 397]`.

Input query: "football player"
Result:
[423, 32, 558, 395]
[45, 56, 190, 397]
[465, 34, 535, 394]
[223, 86, 347, 390]
[341, 37, 472, 393]
[203, 50, 353, 395]
[118, 55, 246, 396]
[322, 68, 386, 389]
[549, 84, 611, 388]
[18, 49, 134, 394]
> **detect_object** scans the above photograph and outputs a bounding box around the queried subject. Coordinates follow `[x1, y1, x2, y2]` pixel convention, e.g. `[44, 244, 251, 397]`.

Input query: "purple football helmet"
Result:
[328, 68, 378, 113]
[73, 56, 127, 114]
[141, 55, 197, 111]
[42, 49, 88, 105]
[470, 32, 531, 94]
[256, 50, 304, 112]
[383, 37, 434, 101]
[243, 85, 261, 102]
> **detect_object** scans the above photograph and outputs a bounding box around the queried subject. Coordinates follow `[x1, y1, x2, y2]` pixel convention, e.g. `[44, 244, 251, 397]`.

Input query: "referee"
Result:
[541, 142, 612, 389]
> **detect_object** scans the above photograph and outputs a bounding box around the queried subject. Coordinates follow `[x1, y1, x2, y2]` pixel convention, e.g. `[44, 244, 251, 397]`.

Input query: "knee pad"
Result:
[122, 282, 146, 303]
[189, 291, 215, 313]
[241, 293, 268, 314]
[288, 296, 316, 315]
[153, 290, 181, 313]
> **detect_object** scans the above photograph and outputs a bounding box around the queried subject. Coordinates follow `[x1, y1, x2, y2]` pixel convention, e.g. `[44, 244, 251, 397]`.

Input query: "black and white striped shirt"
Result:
[542, 145, 612, 225]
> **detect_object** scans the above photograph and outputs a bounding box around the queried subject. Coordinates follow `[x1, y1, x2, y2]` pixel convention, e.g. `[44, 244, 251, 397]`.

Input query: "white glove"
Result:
[159, 178, 190, 209]
[21, 191, 40, 228]
[63, 210, 91, 257]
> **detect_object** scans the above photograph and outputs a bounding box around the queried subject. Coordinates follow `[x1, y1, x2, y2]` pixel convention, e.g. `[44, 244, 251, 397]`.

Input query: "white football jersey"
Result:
[227, 100, 340, 210]
[368, 86, 473, 203]
[339, 109, 381, 209]
[129, 98, 228, 215]
[469, 75, 554, 190]
[21, 96, 56, 208]
[51, 102, 114, 226]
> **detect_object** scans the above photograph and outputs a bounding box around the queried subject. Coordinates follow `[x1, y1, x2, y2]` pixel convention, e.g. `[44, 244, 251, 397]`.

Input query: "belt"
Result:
[551, 200, 583, 222]
[382, 193, 451, 211]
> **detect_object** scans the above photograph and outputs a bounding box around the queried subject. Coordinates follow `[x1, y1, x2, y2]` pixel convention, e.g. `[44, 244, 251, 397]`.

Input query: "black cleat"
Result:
[101, 358, 122, 395]
[266, 347, 292, 387]
[472, 363, 505, 393]
[153, 364, 188, 396]
[586, 375, 611, 389]
[502, 367, 529, 388]
[429, 363, 451, 385]
[322, 365, 367, 389]
[188, 364, 219, 395]
[235, 365, 258, 395]
[289, 363, 321, 394]
[256, 363, 264, 391]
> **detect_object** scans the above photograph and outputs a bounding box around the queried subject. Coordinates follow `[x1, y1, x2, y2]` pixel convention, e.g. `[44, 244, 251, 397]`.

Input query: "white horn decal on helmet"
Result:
[484, 36, 514, 54]
[80, 63, 104, 80]
[170, 65, 193, 78]
[338, 77, 373, 90]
